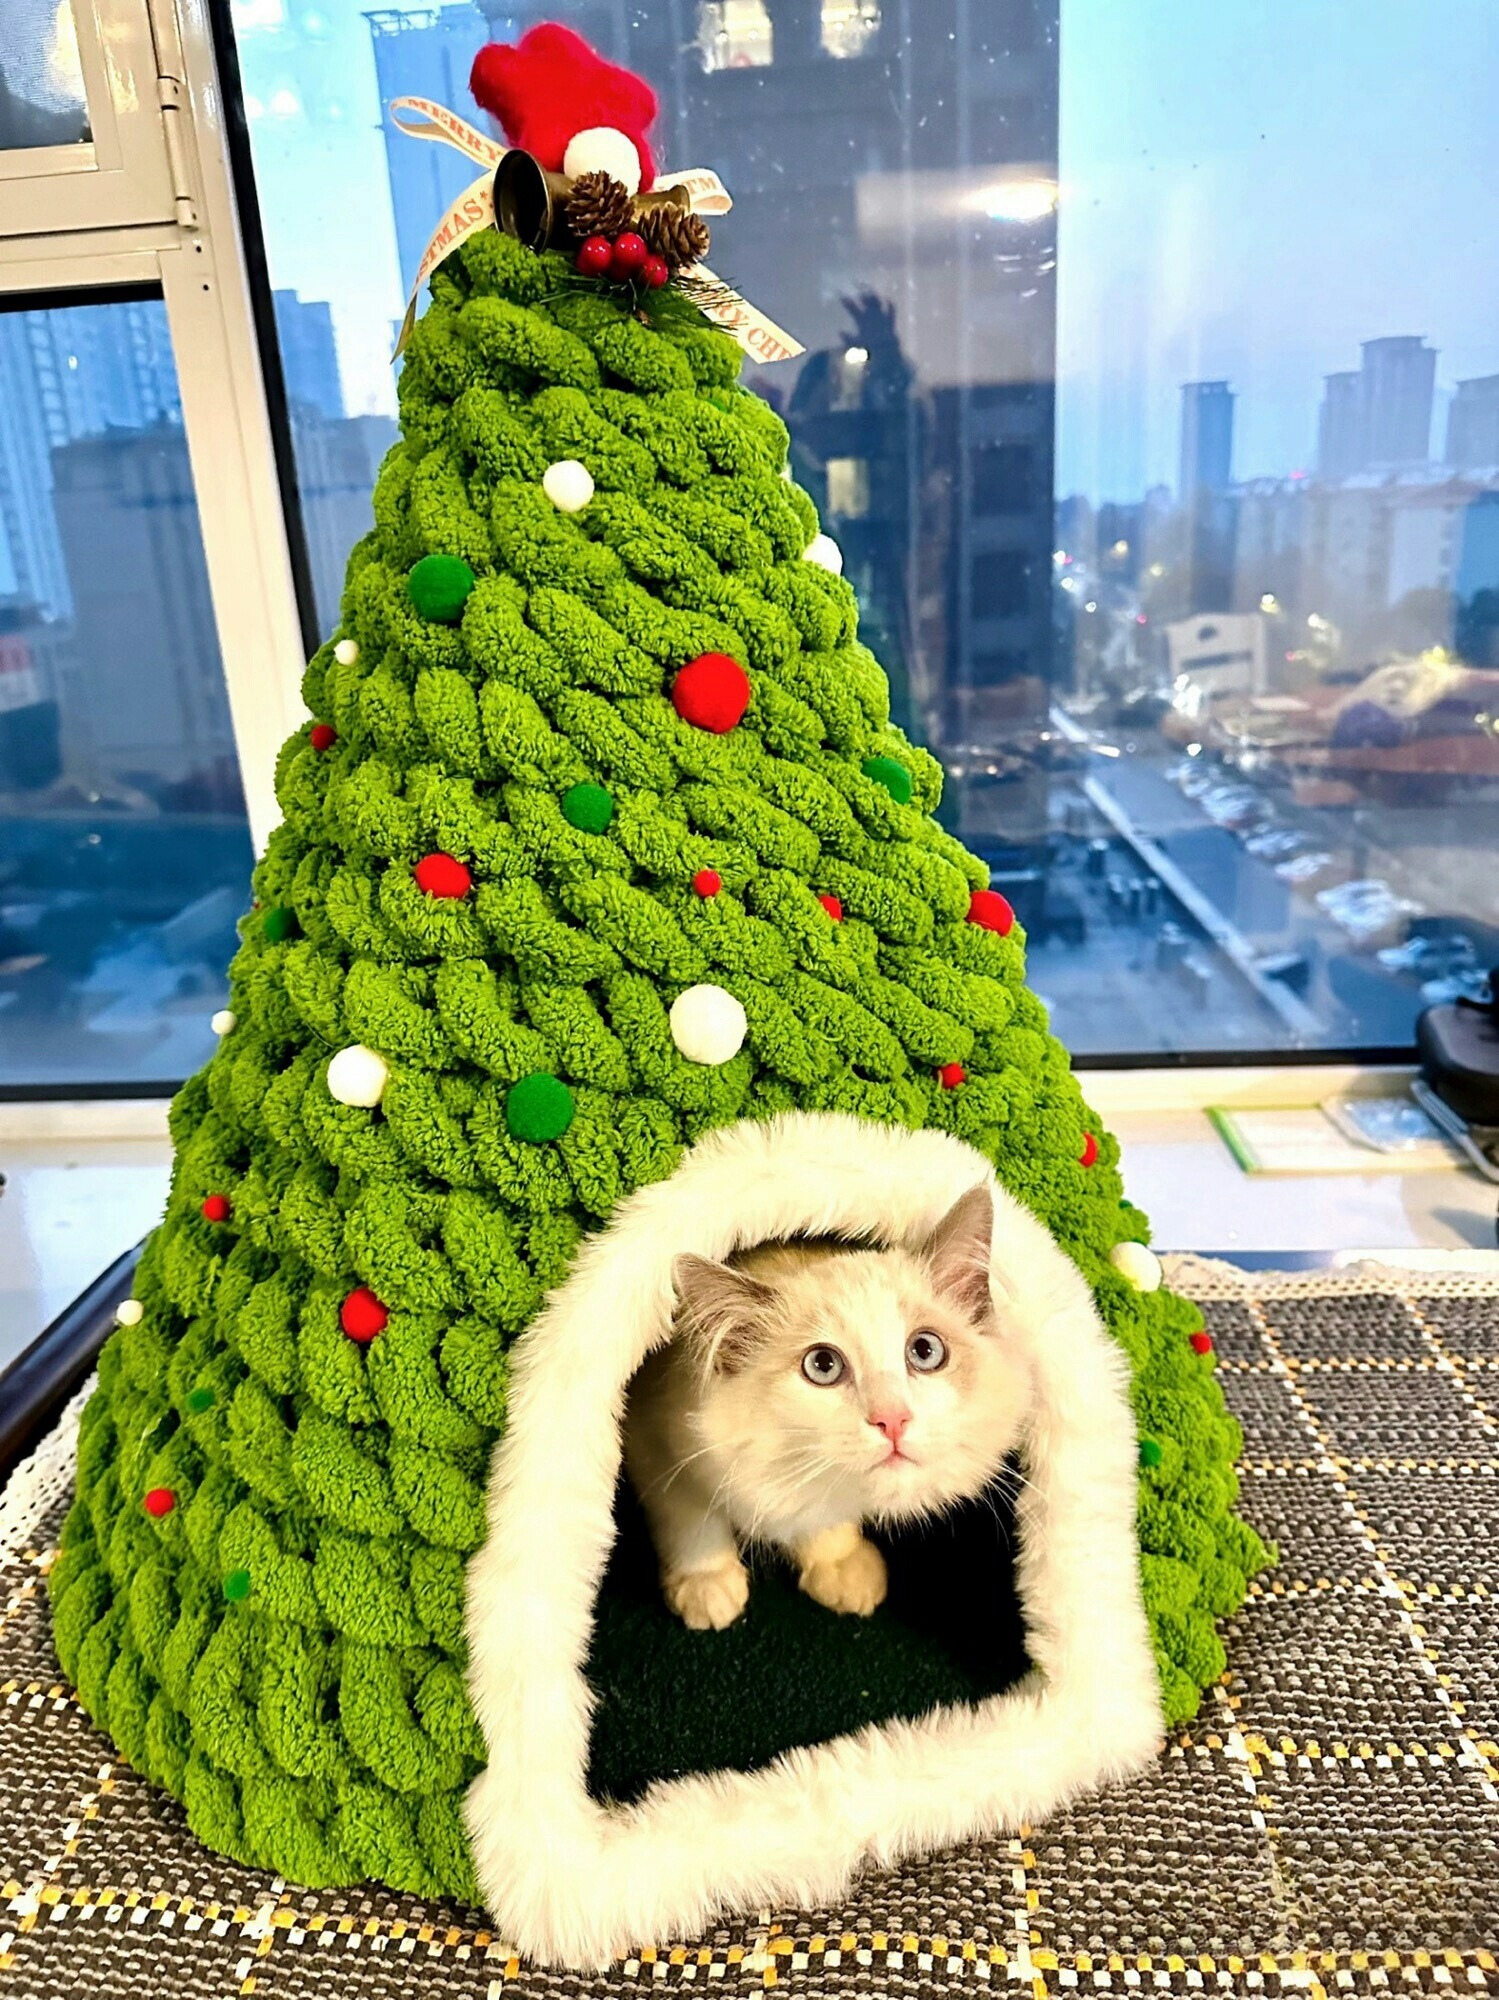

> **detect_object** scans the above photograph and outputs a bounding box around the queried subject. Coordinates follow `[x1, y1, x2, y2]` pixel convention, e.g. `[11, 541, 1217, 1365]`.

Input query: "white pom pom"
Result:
[805, 532, 843, 574]
[669, 984, 748, 1066]
[542, 459, 595, 514]
[1109, 1241, 1163, 1292]
[562, 126, 642, 196]
[333, 637, 360, 666]
[210, 1009, 235, 1036]
[327, 1043, 390, 1108]
[115, 1298, 144, 1327]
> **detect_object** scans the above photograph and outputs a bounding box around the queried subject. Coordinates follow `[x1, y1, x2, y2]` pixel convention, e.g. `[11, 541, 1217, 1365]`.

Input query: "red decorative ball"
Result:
[414, 851, 472, 899]
[610, 230, 648, 277]
[201, 1194, 231, 1223]
[1189, 1331, 1215, 1357]
[692, 868, 722, 898]
[341, 1287, 389, 1343]
[143, 1487, 176, 1519]
[309, 722, 337, 753]
[968, 888, 1014, 936]
[671, 653, 751, 734]
[576, 234, 613, 276]
[818, 894, 844, 922]
[640, 253, 670, 289]
[937, 1062, 966, 1090]
[1079, 1132, 1100, 1168]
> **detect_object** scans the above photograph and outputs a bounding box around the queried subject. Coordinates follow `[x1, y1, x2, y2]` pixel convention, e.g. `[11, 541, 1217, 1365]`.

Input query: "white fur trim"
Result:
[464, 1112, 1161, 1968]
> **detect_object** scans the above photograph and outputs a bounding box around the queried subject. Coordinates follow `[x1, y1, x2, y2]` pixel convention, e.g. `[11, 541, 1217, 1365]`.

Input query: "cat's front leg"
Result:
[657, 1507, 750, 1631]
[793, 1521, 888, 1617]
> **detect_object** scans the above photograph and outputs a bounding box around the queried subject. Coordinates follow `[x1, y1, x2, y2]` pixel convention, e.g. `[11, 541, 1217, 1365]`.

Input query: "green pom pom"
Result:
[186, 1387, 215, 1414]
[408, 553, 476, 623]
[1138, 1435, 1164, 1469]
[706, 387, 735, 411]
[262, 905, 296, 943]
[505, 1071, 575, 1143]
[861, 754, 912, 805]
[562, 782, 614, 833]
[223, 1569, 251, 1604]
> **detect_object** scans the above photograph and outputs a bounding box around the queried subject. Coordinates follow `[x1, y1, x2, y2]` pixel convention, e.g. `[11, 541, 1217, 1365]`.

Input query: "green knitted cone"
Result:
[50, 228, 1269, 1906]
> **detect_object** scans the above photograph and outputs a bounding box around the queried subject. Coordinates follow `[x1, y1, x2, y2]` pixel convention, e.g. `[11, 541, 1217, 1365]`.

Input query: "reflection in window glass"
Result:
[229, 0, 1499, 1058]
[0, 296, 251, 1087]
[0, 0, 91, 151]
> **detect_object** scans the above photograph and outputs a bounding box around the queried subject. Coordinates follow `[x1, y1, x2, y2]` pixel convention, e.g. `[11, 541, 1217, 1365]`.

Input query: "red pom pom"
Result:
[1079, 1132, 1100, 1168]
[967, 888, 1014, 936]
[692, 868, 722, 898]
[818, 894, 843, 922]
[640, 253, 670, 289]
[309, 723, 337, 753]
[414, 851, 472, 899]
[671, 653, 751, 733]
[1189, 1331, 1214, 1357]
[576, 234, 612, 276]
[610, 231, 648, 277]
[470, 23, 659, 188]
[143, 1487, 175, 1518]
[341, 1287, 389, 1343]
[201, 1193, 231, 1223]
[937, 1062, 966, 1090]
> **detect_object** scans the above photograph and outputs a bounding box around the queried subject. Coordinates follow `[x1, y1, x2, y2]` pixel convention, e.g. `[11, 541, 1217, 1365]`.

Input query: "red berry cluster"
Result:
[575, 229, 669, 291]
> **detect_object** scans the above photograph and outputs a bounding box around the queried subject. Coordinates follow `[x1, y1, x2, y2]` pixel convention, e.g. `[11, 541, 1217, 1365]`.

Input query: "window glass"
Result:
[0, 294, 251, 1089]
[0, 0, 91, 151]
[227, 0, 1499, 1059]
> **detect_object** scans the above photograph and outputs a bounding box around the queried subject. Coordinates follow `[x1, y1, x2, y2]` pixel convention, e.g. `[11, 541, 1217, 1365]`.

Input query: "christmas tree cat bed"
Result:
[49, 23, 1269, 1972]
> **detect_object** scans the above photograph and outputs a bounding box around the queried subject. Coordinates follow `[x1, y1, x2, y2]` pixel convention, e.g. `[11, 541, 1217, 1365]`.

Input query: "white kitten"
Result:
[622, 1185, 1031, 1630]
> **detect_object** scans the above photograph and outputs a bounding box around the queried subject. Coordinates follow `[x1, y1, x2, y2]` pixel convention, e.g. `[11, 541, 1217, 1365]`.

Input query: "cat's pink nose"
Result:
[868, 1405, 911, 1448]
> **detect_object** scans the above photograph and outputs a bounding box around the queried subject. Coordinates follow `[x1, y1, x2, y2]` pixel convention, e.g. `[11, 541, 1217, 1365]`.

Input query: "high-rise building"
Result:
[272, 291, 345, 422]
[290, 411, 400, 636]
[1446, 374, 1499, 473]
[368, 5, 497, 295]
[1358, 334, 1435, 469]
[1178, 381, 1234, 500]
[1178, 382, 1236, 613]
[1317, 370, 1364, 479]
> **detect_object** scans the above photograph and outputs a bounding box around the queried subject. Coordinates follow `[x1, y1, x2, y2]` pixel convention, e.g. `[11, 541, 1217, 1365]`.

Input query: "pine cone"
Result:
[638, 203, 712, 272]
[565, 170, 633, 241]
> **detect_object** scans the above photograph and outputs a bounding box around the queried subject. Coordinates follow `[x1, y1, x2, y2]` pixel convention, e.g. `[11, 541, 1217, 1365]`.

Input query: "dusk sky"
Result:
[231, 0, 1499, 504]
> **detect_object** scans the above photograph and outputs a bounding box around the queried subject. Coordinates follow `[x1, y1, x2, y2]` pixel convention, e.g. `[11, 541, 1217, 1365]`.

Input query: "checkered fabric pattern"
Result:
[3, 1258, 1497, 1998]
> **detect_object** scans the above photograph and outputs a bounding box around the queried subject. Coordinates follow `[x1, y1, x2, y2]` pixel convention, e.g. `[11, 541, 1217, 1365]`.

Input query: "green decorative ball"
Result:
[223, 1568, 252, 1603]
[186, 1386, 215, 1414]
[562, 781, 614, 833]
[505, 1071, 575, 1144]
[1138, 1435, 1164, 1470]
[262, 905, 296, 943]
[407, 552, 476, 623]
[862, 754, 913, 805]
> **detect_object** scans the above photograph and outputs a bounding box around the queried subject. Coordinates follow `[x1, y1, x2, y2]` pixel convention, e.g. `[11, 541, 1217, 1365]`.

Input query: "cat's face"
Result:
[671, 1187, 1030, 1537]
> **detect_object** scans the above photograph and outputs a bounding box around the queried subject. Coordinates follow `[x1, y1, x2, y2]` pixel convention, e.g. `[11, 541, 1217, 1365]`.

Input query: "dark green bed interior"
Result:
[584, 1471, 1031, 1804]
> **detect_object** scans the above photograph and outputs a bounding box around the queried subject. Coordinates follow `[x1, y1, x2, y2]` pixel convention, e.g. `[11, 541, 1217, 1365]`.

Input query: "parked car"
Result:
[1201, 787, 1268, 830]
[1243, 827, 1305, 861]
[1276, 850, 1337, 886]
[1316, 877, 1422, 944]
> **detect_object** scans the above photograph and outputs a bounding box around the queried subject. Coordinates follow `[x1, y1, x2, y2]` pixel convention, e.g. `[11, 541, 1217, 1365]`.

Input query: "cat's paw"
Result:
[664, 1558, 750, 1631]
[799, 1535, 888, 1617]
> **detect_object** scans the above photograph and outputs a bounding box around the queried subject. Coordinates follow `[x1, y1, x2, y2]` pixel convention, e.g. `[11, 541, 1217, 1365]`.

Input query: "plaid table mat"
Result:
[3, 1257, 1498, 1997]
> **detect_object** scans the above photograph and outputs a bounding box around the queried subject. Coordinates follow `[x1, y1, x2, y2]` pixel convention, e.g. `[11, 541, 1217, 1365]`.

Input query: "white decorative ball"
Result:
[327, 1043, 390, 1108]
[562, 125, 642, 196]
[1110, 1240, 1163, 1293]
[542, 459, 595, 514]
[333, 637, 360, 666]
[115, 1298, 144, 1327]
[210, 1009, 235, 1036]
[669, 984, 748, 1066]
[805, 532, 844, 574]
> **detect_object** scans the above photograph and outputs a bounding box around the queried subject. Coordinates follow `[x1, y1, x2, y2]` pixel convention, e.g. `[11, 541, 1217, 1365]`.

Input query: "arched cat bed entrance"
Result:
[464, 1111, 1163, 1968]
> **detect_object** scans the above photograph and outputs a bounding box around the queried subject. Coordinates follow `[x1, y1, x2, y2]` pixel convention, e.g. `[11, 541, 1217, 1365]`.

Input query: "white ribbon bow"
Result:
[388, 96, 802, 364]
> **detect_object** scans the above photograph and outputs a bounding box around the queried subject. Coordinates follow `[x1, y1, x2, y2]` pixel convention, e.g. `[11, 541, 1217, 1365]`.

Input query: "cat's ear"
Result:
[671, 1254, 776, 1373]
[921, 1184, 996, 1324]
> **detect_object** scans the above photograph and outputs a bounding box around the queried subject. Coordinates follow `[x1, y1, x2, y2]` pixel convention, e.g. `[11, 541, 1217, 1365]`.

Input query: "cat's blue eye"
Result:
[801, 1345, 846, 1386]
[907, 1330, 947, 1373]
